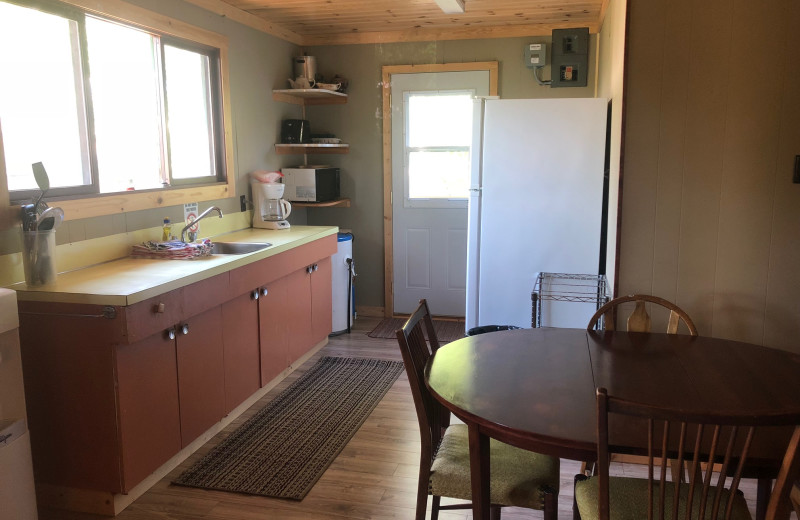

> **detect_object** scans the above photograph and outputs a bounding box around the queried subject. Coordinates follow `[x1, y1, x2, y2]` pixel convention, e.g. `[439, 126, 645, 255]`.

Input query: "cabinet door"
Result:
[310, 256, 333, 345]
[176, 306, 225, 447]
[258, 277, 290, 385]
[221, 292, 261, 414]
[286, 267, 313, 366]
[116, 332, 181, 492]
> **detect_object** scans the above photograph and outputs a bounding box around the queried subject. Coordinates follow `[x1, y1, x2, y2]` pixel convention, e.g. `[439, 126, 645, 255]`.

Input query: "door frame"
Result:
[382, 62, 498, 318]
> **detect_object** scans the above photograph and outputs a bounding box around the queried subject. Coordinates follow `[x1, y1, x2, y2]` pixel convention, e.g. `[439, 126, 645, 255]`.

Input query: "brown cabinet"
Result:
[258, 276, 290, 385]
[115, 332, 181, 490]
[175, 306, 225, 447]
[221, 292, 262, 413]
[17, 232, 337, 507]
[287, 257, 333, 366]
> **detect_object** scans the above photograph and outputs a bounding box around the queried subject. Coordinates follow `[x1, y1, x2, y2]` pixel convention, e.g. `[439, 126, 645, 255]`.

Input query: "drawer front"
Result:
[182, 272, 231, 314]
[229, 235, 337, 293]
[124, 289, 184, 344]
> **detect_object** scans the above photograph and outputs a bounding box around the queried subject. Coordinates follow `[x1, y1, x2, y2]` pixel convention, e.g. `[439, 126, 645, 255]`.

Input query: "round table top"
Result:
[425, 327, 800, 462]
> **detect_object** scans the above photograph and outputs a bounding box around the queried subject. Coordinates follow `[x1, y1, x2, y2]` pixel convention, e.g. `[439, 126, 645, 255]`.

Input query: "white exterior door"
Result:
[391, 71, 490, 316]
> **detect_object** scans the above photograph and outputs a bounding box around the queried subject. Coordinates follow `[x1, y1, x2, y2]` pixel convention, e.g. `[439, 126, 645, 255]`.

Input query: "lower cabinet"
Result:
[115, 333, 181, 491]
[258, 276, 290, 385]
[221, 293, 262, 414]
[17, 232, 336, 509]
[175, 306, 225, 448]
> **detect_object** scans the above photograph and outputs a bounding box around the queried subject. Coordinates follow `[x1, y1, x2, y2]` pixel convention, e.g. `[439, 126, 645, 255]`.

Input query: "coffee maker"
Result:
[252, 182, 292, 230]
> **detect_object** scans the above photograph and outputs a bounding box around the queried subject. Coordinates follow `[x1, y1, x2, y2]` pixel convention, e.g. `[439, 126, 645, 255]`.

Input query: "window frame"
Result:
[0, 0, 235, 228]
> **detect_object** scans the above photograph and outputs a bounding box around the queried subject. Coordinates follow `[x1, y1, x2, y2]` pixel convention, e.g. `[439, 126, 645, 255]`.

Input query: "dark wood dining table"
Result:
[424, 327, 800, 520]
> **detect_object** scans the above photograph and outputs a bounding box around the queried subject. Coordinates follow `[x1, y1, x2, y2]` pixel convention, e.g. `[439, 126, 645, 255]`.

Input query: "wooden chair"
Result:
[573, 387, 800, 520]
[582, 294, 699, 478]
[587, 294, 698, 336]
[396, 299, 560, 520]
[791, 481, 800, 516]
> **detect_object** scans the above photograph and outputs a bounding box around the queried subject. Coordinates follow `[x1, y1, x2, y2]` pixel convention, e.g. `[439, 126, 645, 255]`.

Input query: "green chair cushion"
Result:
[574, 475, 752, 520]
[429, 424, 560, 509]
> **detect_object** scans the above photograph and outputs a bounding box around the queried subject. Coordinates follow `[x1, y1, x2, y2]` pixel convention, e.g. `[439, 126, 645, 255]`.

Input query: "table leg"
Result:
[468, 423, 491, 520]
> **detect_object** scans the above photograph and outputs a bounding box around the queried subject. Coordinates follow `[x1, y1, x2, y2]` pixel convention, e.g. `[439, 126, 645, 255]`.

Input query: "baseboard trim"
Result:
[355, 305, 384, 317]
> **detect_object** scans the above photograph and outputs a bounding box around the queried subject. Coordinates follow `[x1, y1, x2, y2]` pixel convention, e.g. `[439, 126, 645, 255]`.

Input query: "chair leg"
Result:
[430, 495, 440, 520]
[490, 505, 502, 520]
[756, 478, 771, 520]
[574, 474, 589, 520]
[542, 485, 557, 520]
[415, 458, 430, 520]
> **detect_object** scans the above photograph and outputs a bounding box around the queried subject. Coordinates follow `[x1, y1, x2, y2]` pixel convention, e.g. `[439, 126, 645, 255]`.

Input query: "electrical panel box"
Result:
[524, 43, 547, 68]
[551, 27, 589, 88]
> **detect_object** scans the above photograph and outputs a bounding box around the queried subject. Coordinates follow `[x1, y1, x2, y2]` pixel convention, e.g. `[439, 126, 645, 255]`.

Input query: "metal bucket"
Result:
[293, 56, 317, 80]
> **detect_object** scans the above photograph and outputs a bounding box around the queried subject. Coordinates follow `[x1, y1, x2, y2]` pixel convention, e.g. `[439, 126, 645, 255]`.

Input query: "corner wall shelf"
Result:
[292, 198, 351, 208]
[274, 143, 350, 155]
[272, 88, 348, 106]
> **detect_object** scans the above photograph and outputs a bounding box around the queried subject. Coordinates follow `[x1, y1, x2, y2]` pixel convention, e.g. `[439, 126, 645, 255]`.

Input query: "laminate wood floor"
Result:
[39, 317, 765, 520]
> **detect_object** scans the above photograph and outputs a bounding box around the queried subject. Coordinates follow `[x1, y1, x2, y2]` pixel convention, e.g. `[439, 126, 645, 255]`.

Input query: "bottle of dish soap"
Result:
[161, 217, 172, 241]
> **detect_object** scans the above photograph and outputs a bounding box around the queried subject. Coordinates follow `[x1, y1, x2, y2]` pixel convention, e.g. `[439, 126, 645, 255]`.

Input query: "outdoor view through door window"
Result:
[405, 91, 473, 202]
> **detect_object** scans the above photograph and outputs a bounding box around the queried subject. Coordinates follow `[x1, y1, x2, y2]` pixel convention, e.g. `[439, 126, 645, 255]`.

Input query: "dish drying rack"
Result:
[531, 272, 609, 329]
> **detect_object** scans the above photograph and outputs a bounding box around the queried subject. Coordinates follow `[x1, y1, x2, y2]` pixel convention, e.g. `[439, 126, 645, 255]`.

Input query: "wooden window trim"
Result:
[0, 0, 235, 228]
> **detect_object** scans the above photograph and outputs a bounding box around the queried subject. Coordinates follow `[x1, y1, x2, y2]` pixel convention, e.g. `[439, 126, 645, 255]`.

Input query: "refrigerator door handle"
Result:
[469, 187, 482, 192]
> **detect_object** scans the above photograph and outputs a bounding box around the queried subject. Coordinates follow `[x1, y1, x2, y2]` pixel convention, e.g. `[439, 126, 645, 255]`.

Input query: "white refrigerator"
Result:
[465, 97, 608, 331]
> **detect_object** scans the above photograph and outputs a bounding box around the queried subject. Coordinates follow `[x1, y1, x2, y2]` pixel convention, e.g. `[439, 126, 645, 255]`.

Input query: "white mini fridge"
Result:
[0, 288, 38, 519]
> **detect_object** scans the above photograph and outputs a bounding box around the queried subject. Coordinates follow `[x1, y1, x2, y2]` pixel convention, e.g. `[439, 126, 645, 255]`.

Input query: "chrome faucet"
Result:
[181, 206, 223, 243]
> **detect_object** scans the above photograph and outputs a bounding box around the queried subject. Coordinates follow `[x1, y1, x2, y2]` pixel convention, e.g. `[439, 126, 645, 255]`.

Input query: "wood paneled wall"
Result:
[619, 0, 800, 351]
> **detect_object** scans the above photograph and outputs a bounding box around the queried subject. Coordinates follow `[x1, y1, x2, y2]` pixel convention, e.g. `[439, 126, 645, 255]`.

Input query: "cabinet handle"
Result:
[252, 289, 260, 300]
[180, 324, 189, 335]
[306, 266, 313, 274]
[166, 328, 176, 340]
[261, 287, 269, 297]
[312, 263, 319, 272]
[154, 302, 166, 314]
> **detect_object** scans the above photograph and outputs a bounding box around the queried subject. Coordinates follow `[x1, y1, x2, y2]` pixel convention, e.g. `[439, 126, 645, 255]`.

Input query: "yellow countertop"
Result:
[10, 226, 338, 307]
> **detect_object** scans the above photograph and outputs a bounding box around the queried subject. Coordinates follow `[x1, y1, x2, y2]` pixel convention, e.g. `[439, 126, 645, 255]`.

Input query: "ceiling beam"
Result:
[301, 21, 600, 46]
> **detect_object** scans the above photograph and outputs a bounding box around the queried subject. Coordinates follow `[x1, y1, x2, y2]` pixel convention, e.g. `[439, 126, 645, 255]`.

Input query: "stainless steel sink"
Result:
[211, 242, 272, 255]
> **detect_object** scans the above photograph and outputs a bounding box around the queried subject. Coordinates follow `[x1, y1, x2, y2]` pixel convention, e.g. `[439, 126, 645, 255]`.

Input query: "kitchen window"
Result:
[0, 0, 233, 221]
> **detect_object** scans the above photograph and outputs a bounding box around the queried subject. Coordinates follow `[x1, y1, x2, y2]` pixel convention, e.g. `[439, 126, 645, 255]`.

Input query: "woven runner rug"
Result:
[367, 317, 465, 343]
[173, 356, 403, 500]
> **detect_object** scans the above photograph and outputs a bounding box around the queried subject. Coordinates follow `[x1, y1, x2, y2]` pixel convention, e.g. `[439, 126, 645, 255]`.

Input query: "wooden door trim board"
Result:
[381, 62, 498, 318]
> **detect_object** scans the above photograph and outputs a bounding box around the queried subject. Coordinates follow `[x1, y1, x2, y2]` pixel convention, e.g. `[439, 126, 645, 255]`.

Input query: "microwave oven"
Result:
[282, 167, 340, 202]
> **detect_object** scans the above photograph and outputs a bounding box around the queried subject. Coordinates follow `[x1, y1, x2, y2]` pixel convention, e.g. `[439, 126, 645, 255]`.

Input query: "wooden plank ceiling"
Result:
[194, 0, 608, 45]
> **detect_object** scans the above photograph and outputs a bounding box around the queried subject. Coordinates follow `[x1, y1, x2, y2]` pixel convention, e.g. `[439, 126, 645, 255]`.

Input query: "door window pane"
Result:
[86, 16, 163, 193]
[164, 45, 215, 181]
[408, 151, 469, 199]
[405, 91, 473, 202]
[407, 93, 473, 147]
[0, 3, 89, 190]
